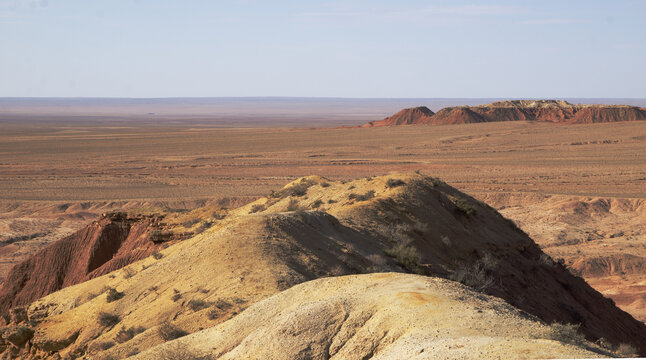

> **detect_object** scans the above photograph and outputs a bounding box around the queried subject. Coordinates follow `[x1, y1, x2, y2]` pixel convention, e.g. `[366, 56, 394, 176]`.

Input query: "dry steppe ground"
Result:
[1, 119, 645, 322]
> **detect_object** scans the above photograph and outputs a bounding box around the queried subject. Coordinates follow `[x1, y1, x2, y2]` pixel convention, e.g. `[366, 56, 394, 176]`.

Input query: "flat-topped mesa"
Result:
[363, 100, 646, 126]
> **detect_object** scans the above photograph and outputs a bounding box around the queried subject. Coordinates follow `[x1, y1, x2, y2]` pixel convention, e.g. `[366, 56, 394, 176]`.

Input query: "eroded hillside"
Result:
[481, 193, 646, 323]
[0, 174, 644, 359]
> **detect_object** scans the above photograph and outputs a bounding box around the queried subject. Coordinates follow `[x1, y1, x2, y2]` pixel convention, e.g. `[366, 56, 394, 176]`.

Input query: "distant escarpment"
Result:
[0, 212, 180, 324]
[363, 100, 646, 127]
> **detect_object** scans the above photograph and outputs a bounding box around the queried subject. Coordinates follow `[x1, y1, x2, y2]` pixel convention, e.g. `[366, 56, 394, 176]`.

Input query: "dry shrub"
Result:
[208, 299, 234, 320]
[157, 322, 188, 341]
[182, 218, 200, 228]
[386, 178, 406, 188]
[249, 204, 265, 213]
[98, 341, 115, 350]
[384, 243, 420, 271]
[188, 299, 210, 311]
[453, 196, 477, 215]
[348, 190, 375, 202]
[545, 322, 586, 346]
[115, 326, 146, 343]
[152, 251, 163, 260]
[615, 343, 637, 357]
[98, 312, 120, 327]
[122, 267, 136, 279]
[271, 179, 315, 198]
[449, 254, 498, 292]
[106, 288, 124, 303]
[286, 199, 304, 212]
[311, 199, 323, 208]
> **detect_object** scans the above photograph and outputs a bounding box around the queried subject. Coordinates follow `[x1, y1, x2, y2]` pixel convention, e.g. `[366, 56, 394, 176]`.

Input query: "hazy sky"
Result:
[1, 0, 645, 98]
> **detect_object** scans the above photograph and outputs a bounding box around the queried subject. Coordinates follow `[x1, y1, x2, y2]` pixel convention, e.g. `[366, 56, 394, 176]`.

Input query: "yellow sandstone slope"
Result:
[134, 273, 608, 360]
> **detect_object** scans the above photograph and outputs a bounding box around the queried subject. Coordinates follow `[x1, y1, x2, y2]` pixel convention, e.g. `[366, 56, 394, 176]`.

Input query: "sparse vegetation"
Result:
[152, 251, 163, 260]
[157, 322, 188, 341]
[311, 199, 323, 208]
[194, 220, 214, 234]
[384, 242, 420, 271]
[615, 343, 638, 357]
[286, 199, 304, 212]
[327, 199, 337, 204]
[249, 203, 265, 213]
[115, 326, 146, 343]
[182, 218, 200, 228]
[429, 177, 442, 187]
[545, 322, 586, 346]
[386, 178, 406, 188]
[348, 190, 375, 202]
[98, 341, 115, 350]
[538, 253, 555, 266]
[188, 299, 210, 311]
[212, 212, 226, 220]
[106, 288, 125, 303]
[320, 182, 330, 188]
[271, 178, 316, 198]
[208, 299, 234, 319]
[172, 293, 182, 302]
[452, 196, 477, 215]
[449, 254, 498, 292]
[98, 312, 120, 327]
[122, 267, 136, 279]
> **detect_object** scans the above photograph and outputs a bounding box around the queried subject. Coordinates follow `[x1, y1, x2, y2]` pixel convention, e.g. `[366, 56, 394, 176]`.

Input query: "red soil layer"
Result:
[363, 100, 646, 127]
[0, 213, 166, 324]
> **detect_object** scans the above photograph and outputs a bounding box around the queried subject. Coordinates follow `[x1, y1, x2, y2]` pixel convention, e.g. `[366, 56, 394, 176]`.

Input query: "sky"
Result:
[1, 0, 645, 98]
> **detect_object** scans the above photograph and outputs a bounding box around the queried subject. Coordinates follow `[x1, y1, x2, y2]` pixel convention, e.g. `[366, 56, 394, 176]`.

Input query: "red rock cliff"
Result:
[0, 212, 168, 323]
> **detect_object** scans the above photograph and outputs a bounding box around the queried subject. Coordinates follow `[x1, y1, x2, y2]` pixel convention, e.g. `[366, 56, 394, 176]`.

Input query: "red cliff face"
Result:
[363, 100, 646, 127]
[569, 106, 646, 124]
[0, 212, 169, 323]
[362, 106, 434, 127]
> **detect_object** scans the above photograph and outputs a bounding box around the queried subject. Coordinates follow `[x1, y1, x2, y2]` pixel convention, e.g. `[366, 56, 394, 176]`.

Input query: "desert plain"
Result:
[0, 98, 645, 358]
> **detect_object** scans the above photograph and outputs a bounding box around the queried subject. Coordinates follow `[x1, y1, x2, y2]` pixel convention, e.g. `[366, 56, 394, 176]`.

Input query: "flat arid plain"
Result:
[1, 98, 645, 358]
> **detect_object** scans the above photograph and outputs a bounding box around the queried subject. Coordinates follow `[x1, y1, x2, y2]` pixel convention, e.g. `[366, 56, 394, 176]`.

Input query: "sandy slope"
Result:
[133, 273, 608, 360]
